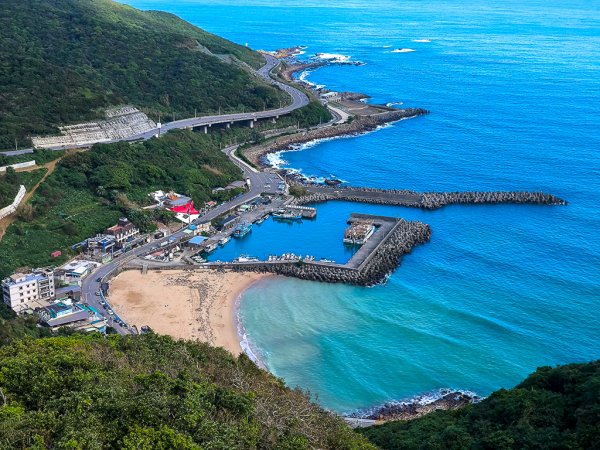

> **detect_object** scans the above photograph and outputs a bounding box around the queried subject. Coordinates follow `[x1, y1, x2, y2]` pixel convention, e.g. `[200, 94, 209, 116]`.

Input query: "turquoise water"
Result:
[123, 0, 600, 412]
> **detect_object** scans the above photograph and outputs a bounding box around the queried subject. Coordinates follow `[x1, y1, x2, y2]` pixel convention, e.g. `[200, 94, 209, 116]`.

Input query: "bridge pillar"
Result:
[203, 126, 208, 134]
[226, 122, 231, 129]
[249, 120, 254, 129]
[271, 117, 277, 124]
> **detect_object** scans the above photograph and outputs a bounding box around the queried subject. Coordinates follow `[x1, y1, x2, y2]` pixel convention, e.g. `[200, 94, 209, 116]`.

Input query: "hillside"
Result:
[0, 130, 245, 279]
[0, 0, 285, 149]
[0, 331, 376, 449]
[360, 361, 600, 450]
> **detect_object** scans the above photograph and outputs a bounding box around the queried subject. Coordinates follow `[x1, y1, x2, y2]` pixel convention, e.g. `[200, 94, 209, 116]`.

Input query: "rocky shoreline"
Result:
[347, 390, 481, 422]
[244, 108, 429, 167]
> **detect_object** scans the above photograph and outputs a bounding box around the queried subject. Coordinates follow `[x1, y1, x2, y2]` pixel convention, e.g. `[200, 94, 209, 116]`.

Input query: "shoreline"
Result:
[346, 389, 482, 422]
[108, 269, 271, 356]
[244, 108, 429, 168]
[233, 276, 271, 369]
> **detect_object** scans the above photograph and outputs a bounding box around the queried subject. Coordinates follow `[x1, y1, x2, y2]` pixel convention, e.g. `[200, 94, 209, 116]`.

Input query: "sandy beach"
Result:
[108, 269, 269, 355]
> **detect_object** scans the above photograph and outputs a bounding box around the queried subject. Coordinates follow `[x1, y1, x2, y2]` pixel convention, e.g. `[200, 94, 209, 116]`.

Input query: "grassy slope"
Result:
[0, 0, 285, 148]
[0, 333, 376, 449]
[360, 361, 600, 450]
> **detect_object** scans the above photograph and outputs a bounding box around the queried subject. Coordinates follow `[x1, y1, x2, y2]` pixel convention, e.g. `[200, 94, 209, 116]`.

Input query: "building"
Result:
[148, 191, 199, 224]
[36, 300, 107, 332]
[188, 236, 208, 247]
[55, 260, 100, 285]
[106, 217, 139, 246]
[2, 268, 55, 313]
[320, 91, 341, 101]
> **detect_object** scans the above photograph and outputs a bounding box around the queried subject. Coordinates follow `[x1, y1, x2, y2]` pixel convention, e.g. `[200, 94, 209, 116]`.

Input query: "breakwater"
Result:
[244, 108, 429, 166]
[292, 186, 567, 210]
[220, 218, 431, 286]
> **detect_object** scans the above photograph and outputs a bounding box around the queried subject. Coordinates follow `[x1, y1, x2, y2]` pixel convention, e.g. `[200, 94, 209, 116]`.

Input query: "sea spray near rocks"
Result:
[346, 389, 481, 421]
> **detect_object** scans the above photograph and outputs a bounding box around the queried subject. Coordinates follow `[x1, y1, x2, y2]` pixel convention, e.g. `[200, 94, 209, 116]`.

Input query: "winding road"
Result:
[2, 55, 310, 155]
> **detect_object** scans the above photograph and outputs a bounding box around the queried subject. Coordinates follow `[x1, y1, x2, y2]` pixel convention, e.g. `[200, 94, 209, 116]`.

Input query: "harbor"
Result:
[126, 212, 429, 286]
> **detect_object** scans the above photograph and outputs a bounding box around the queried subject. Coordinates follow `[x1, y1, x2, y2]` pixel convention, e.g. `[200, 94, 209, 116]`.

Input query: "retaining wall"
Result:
[0, 185, 26, 220]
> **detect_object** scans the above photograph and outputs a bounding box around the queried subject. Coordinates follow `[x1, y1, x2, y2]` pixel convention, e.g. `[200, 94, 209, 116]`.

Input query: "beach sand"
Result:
[108, 269, 269, 355]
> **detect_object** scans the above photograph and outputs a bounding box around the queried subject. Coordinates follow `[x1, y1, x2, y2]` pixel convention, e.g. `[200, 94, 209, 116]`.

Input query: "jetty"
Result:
[292, 186, 566, 210]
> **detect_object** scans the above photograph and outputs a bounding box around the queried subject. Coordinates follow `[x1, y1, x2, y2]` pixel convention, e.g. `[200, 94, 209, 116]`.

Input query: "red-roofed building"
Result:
[105, 218, 139, 246]
[169, 200, 199, 215]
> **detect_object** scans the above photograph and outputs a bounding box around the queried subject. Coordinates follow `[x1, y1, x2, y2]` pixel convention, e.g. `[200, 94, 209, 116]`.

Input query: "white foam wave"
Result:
[383, 45, 392, 48]
[346, 388, 483, 418]
[314, 52, 351, 63]
[391, 48, 415, 53]
[265, 151, 288, 169]
[412, 39, 432, 43]
[386, 101, 404, 107]
[297, 70, 326, 90]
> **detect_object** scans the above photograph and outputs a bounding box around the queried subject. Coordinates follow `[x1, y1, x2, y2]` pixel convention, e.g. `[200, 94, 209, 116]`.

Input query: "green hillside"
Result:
[360, 361, 600, 450]
[0, 0, 285, 149]
[0, 330, 376, 449]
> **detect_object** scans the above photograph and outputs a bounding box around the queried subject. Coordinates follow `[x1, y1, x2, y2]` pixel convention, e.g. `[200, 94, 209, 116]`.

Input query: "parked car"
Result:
[96, 277, 102, 282]
[95, 291, 101, 296]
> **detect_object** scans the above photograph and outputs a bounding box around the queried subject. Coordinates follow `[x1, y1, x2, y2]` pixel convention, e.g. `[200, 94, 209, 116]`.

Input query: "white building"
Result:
[55, 260, 100, 285]
[2, 268, 55, 313]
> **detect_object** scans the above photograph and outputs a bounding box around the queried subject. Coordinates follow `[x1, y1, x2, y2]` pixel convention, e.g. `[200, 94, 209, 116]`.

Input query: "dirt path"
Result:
[0, 156, 64, 241]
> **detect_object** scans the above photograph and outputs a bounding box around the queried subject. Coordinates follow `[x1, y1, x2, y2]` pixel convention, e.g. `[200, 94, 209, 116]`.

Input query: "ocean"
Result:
[122, 0, 600, 413]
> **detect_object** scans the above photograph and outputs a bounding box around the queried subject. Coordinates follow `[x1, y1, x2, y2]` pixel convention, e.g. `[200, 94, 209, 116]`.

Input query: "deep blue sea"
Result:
[122, 0, 600, 413]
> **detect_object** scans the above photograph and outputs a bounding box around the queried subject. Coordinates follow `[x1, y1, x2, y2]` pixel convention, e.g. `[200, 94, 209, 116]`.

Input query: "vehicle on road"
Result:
[96, 277, 102, 282]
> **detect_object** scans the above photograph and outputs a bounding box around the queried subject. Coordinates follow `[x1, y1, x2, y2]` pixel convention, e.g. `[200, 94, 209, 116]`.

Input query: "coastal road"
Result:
[1, 55, 310, 155]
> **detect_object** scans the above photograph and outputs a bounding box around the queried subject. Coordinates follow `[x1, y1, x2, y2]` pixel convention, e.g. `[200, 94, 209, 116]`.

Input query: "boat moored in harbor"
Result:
[218, 236, 231, 246]
[272, 209, 303, 221]
[233, 222, 252, 238]
[343, 222, 376, 245]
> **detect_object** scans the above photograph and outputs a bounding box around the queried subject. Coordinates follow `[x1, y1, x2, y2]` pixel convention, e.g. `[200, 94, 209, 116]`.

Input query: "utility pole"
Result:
[194, 108, 197, 118]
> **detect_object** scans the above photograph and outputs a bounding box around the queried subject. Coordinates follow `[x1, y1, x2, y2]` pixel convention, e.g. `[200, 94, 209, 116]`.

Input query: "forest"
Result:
[360, 361, 600, 449]
[0, 329, 376, 449]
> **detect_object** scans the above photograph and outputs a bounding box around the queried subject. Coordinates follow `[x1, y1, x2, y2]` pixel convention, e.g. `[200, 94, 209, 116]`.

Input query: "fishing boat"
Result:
[272, 210, 302, 221]
[203, 243, 218, 253]
[343, 222, 376, 245]
[233, 222, 252, 238]
[218, 236, 231, 246]
[234, 255, 259, 262]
